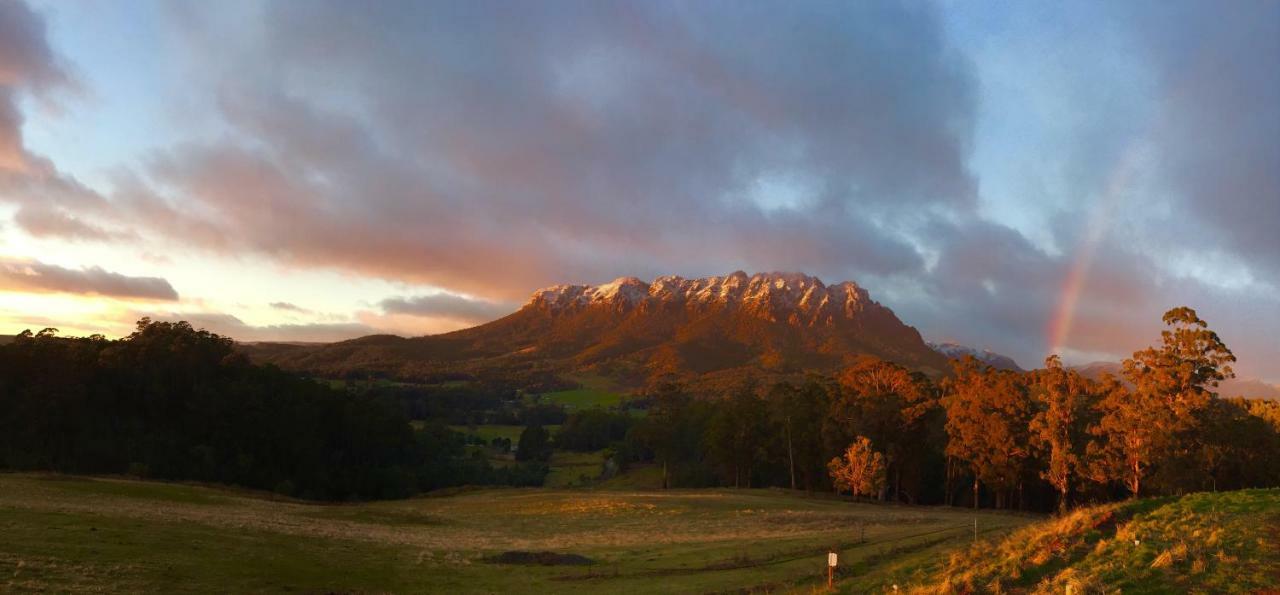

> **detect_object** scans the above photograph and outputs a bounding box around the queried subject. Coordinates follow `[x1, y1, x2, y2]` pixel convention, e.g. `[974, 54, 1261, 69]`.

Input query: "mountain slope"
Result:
[928, 342, 1024, 372]
[247, 271, 949, 386]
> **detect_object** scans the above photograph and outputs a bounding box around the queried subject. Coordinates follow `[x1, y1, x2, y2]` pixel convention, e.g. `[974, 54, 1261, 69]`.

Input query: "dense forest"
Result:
[2, 307, 1277, 511]
[0, 319, 548, 500]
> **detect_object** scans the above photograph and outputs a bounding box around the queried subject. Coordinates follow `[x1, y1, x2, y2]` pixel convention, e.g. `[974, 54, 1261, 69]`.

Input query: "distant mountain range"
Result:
[1071, 361, 1280, 400]
[245, 271, 949, 388]
[927, 342, 1024, 372]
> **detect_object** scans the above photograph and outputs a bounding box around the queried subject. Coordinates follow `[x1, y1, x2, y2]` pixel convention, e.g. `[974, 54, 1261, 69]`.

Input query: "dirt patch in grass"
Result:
[484, 551, 595, 566]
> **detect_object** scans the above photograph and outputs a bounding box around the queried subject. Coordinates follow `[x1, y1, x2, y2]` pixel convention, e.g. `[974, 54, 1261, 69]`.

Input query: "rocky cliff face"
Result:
[527, 271, 879, 325]
[508, 271, 946, 376]
[248, 271, 950, 385]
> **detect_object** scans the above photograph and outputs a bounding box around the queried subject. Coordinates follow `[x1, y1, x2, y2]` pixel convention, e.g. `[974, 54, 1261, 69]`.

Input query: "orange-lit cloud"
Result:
[0, 0, 1277, 381]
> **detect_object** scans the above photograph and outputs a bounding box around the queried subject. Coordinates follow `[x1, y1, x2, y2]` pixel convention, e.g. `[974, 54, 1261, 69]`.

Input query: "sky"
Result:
[1, 0, 1277, 380]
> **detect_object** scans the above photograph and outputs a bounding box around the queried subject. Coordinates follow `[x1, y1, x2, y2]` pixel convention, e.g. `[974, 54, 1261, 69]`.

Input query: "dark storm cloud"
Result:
[0, 258, 178, 301]
[380, 293, 513, 324]
[1127, 0, 1280, 283]
[110, 0, 975, 298]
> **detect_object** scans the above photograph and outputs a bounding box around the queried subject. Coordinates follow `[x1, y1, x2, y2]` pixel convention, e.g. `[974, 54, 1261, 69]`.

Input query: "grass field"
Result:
[543, 450, 606, 488]
[0, 473, 1033, 593]
[540, 387, 624, 410]
[539, 374, 628, 411]
[448, 424, 563, 445]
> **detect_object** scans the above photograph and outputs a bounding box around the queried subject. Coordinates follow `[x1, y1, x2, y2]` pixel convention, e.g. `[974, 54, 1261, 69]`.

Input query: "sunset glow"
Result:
[1, 0, 1277, 382]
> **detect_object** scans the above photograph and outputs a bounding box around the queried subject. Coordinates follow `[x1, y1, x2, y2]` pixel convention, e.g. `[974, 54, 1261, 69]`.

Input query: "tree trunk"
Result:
[944, 458, 953, 507]
[972, 478, 980, 509]
[786, 418, 796, 491]
[662, 459, 669, 490]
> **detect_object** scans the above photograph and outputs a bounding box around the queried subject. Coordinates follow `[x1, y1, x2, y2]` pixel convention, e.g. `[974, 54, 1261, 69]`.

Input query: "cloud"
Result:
[5, 1, 1279, 379]
[0, 258, 178, 301]
[268, 301, 308, 313]
[380, 293, 513, 324]
[0, 0, 104, 225]
[86, 0, 976, 299]
[12, 205, 125, 241]
[1131, 0, 1280, 284]
[0, 0, 70, 172]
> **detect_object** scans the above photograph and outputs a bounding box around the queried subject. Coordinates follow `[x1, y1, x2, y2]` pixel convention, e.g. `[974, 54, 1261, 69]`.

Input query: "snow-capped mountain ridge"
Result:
[528, 271, 875, 326]
[250, 270, 951, 382]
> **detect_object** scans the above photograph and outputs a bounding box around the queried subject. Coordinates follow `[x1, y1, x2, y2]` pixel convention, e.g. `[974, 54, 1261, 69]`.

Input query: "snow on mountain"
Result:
[528, 271, 873, 325]
[927, 341, 1024, 372]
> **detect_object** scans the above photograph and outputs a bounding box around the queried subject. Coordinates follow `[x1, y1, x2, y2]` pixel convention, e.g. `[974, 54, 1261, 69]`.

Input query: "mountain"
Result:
[1071, 361, 1122, 381]
[246, 271, 949, 388]
[1072, 361, 1280, 400]
[927, 342, 1024, 372]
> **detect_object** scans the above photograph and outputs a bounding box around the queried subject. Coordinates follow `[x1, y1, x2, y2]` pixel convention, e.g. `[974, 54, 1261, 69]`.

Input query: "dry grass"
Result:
[906, 489, 1280, 594]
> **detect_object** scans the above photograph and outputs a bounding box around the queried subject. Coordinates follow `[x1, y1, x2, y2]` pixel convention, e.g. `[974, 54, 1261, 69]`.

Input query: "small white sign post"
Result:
[827, 552, 837, 589]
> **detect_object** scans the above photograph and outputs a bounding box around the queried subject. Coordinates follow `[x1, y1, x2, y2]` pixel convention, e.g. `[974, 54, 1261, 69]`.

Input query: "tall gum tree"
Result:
[1031, 355, 1097, 513]
[1089, 307, 1236, 497]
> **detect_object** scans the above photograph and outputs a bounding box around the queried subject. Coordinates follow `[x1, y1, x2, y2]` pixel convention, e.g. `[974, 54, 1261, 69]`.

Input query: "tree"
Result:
[828, 358, 937, 501]
[942, 356, 1034, 509]
[768, 378, 835, 493]
[629, 380, 693, 489]
[706, 380, 767, 488]
[516, 423, 553, 462]
[1030, 355, 1096, 513]
[767, 381, 802, 490]
[827, 436, 886, 499]
[1087, 376, 1152, 497]
[1122, 307, 1235, 493]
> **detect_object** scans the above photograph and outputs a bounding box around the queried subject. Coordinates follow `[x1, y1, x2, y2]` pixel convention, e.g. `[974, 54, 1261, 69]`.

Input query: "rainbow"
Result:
[1046, 143, 1143, 357]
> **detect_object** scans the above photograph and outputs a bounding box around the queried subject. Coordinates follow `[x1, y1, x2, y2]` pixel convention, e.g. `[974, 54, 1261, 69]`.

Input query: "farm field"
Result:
[448, 424, 559, 445]
[540, 387, 624, 410]
[0, 473, 1033, 593]
[538, 374, 629, 411]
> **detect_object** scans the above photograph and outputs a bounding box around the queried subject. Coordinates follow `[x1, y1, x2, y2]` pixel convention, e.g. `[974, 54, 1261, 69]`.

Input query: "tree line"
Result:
[2, 307, 1276, 510]
[610, 307, 1280, 511]
[0, 319, 547, 500]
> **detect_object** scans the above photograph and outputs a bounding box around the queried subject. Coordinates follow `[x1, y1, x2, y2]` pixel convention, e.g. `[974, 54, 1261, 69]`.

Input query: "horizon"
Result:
[1, 1, 1277, 382]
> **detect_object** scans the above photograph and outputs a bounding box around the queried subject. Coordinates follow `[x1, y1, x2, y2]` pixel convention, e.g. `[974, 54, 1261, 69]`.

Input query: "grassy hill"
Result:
[0, 473, 1031, 593]
[907, 489, 1280, 594]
